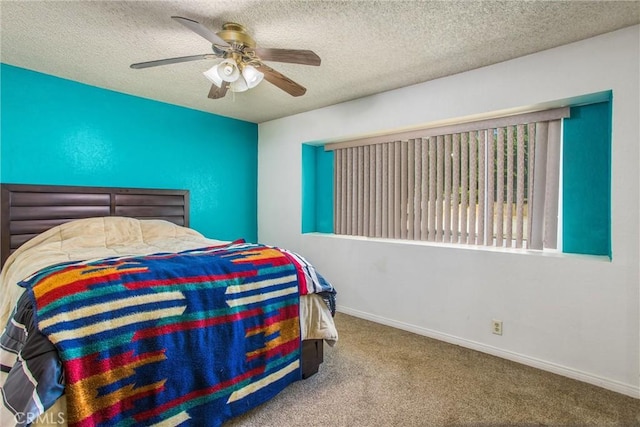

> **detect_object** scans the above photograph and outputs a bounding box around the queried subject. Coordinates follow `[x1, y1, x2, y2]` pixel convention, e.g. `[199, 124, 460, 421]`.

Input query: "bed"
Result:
[0, 184, 337, 427]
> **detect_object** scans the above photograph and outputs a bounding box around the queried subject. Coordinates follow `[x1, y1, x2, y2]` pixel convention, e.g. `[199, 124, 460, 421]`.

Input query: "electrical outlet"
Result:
[492, 319, 503, 335]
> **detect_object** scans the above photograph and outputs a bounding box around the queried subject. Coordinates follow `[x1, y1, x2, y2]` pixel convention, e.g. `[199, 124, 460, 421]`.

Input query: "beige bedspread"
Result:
[0, 217, 226, 326]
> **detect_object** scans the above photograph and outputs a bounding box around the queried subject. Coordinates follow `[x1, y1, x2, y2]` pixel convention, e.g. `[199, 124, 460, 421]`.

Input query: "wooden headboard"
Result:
[0, 184, 190, 267]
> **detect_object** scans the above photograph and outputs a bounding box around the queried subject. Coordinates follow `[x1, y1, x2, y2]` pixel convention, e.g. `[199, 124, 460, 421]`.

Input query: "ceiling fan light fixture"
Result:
[203, 64, 224, 87]
[229, 76, 249, 92]
[216, 59, 240, 82]
[242, 65, 264, 89]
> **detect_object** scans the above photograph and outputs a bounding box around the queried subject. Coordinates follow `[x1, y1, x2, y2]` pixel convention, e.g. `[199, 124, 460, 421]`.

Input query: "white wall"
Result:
[258, 26, 640, 397]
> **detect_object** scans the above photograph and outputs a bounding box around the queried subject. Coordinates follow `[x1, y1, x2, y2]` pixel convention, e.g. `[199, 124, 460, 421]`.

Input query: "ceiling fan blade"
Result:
[172, 16, 230, 48]
[208, 84, 228, 99]
[260, 64, 307, 97]
[130, 54, 216, 69]
[253, 48, 321, 66]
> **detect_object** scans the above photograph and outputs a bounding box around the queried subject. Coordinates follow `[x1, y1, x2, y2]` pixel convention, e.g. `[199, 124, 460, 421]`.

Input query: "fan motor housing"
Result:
[217, 23, 256, 48]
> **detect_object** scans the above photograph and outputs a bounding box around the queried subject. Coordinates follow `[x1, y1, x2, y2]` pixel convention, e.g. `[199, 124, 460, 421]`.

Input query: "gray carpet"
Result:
[226, 313, 639, 426]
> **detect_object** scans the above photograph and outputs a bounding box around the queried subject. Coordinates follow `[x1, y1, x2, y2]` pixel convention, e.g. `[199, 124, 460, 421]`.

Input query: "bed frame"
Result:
[0, 183, 190, 267]
[0, 183, 323, 378]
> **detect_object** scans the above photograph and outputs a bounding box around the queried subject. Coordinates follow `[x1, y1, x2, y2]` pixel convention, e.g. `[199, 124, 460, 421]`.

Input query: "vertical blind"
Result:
[329, 108, 569, 250]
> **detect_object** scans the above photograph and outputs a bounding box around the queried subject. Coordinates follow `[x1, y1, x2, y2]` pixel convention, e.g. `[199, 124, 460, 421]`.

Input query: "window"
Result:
[326, 108, 569, 250]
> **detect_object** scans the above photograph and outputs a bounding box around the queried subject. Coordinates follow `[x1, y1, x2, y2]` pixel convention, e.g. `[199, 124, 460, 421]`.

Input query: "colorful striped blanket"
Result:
[18, 242, 333, 427]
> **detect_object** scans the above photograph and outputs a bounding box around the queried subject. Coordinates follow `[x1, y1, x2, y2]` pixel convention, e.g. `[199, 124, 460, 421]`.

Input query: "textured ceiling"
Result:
[1, 1, 639, 123]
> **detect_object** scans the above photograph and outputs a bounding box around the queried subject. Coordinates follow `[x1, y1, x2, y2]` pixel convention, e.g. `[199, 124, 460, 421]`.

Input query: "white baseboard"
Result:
[337, 305, 640, 399]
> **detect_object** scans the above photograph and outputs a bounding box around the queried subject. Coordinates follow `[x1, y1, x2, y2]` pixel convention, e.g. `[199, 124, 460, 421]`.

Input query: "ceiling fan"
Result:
[130, 16, 321, 99]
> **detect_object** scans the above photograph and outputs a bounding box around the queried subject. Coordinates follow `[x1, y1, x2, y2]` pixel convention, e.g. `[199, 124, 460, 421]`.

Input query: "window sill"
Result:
[301, 232, 611, 262]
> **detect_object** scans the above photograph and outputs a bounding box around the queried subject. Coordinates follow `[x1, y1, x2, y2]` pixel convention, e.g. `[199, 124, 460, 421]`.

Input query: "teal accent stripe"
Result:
[264, 348, 300, 371]
[38, 284, 129, 316]
[562, 97, 612, 257]
[156, 307, 239, 325]
[59, 332, 135, 359]
[262, 296, 299, 313]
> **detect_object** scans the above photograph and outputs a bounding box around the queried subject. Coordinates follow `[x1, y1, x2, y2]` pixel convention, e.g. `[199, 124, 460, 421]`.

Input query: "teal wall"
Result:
[301, 144, 333, 233]
[562, 99, 612, 257]
[0, 64, 258, 242]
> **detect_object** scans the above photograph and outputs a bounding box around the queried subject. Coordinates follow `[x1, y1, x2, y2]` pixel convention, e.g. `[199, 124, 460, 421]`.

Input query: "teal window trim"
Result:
[301, 144, 333, 233]
[301, 144, 317, 233]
